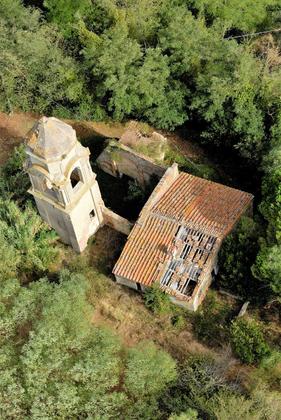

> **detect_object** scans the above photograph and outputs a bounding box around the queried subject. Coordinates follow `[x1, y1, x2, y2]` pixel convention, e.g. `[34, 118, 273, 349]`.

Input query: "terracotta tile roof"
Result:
[113, 170, 253, 293]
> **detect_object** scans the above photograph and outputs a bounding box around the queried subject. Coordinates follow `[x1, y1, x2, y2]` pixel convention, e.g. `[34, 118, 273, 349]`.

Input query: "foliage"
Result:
[164, 146, 218, 180]
[1, 1, 281, 417]
[252, 128, 281, 300]
[2, 0, 281, 159]
[80, 17, 186, 128]
[0, 0, 94, 118]
[251, 350, 281, 389]
[253, 243, 281, 298]
[0, 144, 30, 204]
[195, 0, 279, 32]
[44, 0, 91, 28]
[0, 199, 58, 278]
[124, 341, 176, 417]
[193, 293, 231, 347]
[171, 314, 186, 330]
[125, 179, 146, 202]
[160, 355, 233, 418]
[210, 384, 281, 420]
[218, 216, 260, 297]
[169, 409, 198, 420]
[230, 318, 270, 364]
[144, 282, 172, 315]
[0, 270, 179, 418]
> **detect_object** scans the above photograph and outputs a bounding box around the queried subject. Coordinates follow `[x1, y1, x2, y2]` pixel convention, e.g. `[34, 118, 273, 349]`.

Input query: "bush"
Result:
[210, 384, 281, 420]
[0, 199, 58, 279]
[0, 145, 30, 204]
[144, 282, 172, 315]
[125, 180, 146, 203]
[251, 350, 281, 389]
[218, 216, 260, 297]
[160, 355, 232, 418]
[124, 341, 177, 398]
[193, 293, 231, 347]
[171, 314, 186, 330]
[164, 147, 217, 180]
[169, 409, 198, 420]
[230, 318, 270, 364]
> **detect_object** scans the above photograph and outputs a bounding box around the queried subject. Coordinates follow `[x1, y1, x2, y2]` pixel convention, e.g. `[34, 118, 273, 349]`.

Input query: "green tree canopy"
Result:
[0, 199, 58, 278]
[0, 270, 177, 418]
[0, 0, 93, 117]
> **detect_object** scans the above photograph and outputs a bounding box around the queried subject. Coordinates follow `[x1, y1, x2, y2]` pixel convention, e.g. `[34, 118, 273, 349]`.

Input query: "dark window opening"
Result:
[70, 167, 82, 189]
[89, 209, 95, 220]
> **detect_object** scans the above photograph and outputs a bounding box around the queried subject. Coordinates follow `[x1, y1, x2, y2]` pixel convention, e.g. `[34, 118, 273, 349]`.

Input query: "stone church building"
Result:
[25, 117, 253, 311]
[25, 117, 131, 253]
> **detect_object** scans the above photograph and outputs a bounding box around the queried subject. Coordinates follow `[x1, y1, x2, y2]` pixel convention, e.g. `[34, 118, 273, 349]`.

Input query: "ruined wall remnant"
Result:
[96, 140, 166, 188]
[120, 123, 167, 161]
[103, 207, 133, 236]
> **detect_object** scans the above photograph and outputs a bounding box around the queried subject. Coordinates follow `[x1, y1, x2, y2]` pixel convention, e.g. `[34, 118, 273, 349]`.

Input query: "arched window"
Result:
[70, 167, 83, 190]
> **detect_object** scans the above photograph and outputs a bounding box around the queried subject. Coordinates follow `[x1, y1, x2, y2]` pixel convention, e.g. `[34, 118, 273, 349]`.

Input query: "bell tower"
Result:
[25, 117, 104, 252]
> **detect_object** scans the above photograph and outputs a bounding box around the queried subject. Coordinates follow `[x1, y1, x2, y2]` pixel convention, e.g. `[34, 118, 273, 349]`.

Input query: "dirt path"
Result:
[0, 112, 208, 165]
[0, 112, 127, 164]
[0, 112, 38, 164]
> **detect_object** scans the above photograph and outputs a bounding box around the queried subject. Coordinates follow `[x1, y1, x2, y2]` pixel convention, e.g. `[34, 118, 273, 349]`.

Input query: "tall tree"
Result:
[0, 0, 92, 117]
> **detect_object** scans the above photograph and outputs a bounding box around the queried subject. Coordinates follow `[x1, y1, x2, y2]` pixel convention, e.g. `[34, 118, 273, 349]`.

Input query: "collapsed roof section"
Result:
[113, 164, 253, 303]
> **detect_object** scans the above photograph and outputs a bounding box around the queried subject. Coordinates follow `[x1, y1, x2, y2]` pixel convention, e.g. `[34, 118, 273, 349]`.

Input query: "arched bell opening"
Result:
[70, 167, 83, 190]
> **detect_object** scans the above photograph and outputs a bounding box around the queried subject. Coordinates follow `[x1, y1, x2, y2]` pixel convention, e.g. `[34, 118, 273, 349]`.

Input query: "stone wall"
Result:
[103, 207, 133, 236]
[96, 140, 166, 188]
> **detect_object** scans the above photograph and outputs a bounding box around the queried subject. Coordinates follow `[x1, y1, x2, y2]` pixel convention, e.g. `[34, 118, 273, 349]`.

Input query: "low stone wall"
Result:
[96, 140, 166, 188]
[103, 207, 133, 236]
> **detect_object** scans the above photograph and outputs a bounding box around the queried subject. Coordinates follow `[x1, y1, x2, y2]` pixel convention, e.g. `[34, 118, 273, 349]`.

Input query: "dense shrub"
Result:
[160, 355, 233, 418]
[169, 409, 198, 420]
[218, 217, 260, 297]
[0, 144, 30, 204]
[230, 318, 270, 364]
[210, 385, 281, 420]
[125, 342, 177, 398]
[193, 293, 231, 347]
[0, 0, 95, 118]
[0, 270, 178, 418]
[164, 147, 218, 180]
[0, 199, 58, 279]
[144, 283, 172, 315]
